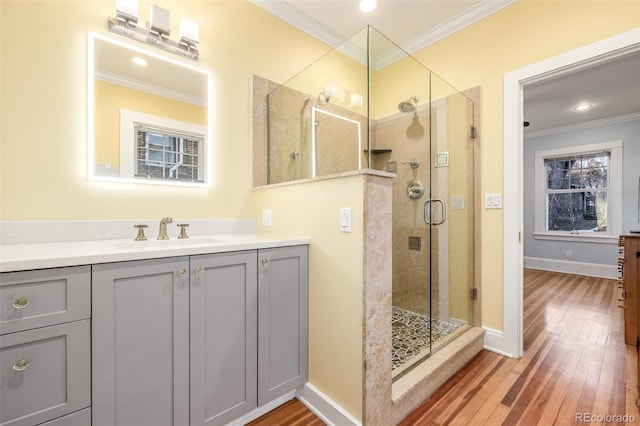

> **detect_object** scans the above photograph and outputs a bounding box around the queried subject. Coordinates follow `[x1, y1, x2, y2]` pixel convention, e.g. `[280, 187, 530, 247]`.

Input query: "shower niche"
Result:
[253, 26, 478, 379]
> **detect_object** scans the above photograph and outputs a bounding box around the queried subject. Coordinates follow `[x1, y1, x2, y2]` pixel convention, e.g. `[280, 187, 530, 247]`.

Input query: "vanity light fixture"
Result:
[116, 0, 138, 27]
[108, 2, 199, 60]
[573, 103, 593, 111]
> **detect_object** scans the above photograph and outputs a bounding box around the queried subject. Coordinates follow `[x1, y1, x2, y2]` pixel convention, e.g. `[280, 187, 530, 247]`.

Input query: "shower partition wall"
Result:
[253, 26, 476, 379]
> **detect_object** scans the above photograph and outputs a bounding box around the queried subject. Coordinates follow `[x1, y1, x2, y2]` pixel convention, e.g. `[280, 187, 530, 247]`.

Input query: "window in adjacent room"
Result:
[534, 140, 622, 242]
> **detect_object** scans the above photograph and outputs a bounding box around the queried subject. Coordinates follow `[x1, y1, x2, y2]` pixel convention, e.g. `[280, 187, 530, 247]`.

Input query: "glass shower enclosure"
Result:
[253, 26, 476, 379]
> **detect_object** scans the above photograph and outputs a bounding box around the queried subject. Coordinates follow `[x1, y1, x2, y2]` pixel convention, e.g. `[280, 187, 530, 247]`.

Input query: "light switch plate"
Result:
[484, 193, 502, 209]
[340, 207, 352, 233]
[262, 209, 272, 227]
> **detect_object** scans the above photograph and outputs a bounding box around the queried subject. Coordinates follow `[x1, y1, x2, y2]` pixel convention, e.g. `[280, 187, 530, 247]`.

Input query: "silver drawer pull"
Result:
[261, 258, 270, 266]
[195, 266, 204, 274]
[12, 358, 30, 372]
[12, 297, 30, 310]
[177, 268, 188, 277]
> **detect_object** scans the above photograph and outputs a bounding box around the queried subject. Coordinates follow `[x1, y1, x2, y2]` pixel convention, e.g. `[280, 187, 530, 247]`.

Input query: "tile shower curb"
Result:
[391, 326, 485, 424]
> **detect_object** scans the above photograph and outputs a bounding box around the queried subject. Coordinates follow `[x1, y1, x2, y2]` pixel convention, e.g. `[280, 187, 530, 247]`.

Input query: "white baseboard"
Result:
[524, 256, 617, 279]
[296, 383, 361, 426]
[482, 326, 516, 357]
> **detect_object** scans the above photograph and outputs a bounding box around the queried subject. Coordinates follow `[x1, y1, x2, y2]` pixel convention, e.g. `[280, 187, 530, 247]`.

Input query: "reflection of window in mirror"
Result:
[89, 32, 210, 186]
[118, 109, 207, 183]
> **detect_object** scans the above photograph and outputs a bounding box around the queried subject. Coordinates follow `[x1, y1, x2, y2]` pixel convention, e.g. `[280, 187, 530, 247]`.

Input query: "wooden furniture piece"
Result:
[619, 234, 640, 346]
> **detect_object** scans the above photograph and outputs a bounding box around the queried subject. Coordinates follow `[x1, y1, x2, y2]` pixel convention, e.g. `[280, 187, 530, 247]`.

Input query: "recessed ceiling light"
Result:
[573, 103, 592, 111]
[359, 0, 377, 13]
[131, 56, 148, 67]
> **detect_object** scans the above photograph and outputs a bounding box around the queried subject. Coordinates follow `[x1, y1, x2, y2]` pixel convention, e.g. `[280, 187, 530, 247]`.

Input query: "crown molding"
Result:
[94, 69, 207, 107]
[401, 0, 517, 54]
[250, 0, 346, 48]
[525, 112, 640, 139]
[250, 0, 517, 69]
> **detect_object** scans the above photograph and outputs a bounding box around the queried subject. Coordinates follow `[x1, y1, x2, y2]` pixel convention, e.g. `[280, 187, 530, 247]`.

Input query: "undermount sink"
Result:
[115, 236, 226, 250]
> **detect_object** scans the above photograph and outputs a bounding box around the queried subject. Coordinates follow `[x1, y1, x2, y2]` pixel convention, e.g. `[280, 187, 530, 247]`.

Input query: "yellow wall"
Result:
[408, 0, 639, 330]
[252, 176, 365, 421]
[94, 80, 206, 168]
[0, 0, 330, 220]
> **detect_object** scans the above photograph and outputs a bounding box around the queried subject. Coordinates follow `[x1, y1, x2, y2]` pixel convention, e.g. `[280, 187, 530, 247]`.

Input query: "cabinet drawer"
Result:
[0, 266, 90, 335]
[0, 320, 90, 426]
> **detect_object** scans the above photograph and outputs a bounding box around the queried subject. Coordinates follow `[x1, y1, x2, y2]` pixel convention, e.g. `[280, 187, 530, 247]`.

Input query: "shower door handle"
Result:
[424, 198, 446, 225]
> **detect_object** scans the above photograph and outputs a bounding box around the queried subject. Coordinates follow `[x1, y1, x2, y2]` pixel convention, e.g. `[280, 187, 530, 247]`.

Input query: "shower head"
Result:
[318, 90, 331, 104]
[398, 96, 419, 113]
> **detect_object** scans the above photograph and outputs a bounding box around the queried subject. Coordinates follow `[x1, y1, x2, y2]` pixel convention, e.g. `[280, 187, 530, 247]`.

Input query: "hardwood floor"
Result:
[246, 398, 325, 426]
[250, 269, 640, 425]
[400, 269, 639, 425]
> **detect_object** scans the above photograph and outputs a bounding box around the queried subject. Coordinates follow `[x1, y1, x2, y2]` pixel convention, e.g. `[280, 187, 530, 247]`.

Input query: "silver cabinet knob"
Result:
[12, 358, 30, 372]
[177, 268, 188, 277]
[12, 297, 29, 310]
[261, 258, 270, 266]
[195, 266, 204, 274]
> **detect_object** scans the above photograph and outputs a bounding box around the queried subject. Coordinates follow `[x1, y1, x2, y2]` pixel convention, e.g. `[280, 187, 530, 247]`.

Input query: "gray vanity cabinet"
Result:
[257, 246, 308, 406]
[0, 266, 91, 426]
[190, 251, 258, 425]
[92, 257, 191, 426]
[91, 245, 308, 426]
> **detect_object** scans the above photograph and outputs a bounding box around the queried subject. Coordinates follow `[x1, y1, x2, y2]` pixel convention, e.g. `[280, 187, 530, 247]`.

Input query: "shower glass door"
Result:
[427, 73, 475, 358]
[368, 27, 476, 378]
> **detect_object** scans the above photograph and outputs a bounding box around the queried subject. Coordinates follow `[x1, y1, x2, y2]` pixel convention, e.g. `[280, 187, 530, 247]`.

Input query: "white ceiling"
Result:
[250, 0, 516, 52]
[253, 0, 640, 133]
[523, 52, 640, 135]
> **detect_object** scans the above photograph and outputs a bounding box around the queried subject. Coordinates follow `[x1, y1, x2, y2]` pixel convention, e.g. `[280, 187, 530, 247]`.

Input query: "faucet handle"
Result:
[177, 224, 190, 239]
[134, 224, 148, 241]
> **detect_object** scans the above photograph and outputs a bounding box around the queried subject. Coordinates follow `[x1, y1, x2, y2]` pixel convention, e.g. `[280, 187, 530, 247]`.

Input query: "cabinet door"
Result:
[190, 251, 258, 426]
[257, 246, 308, 406]
[92, 257, 190, 426]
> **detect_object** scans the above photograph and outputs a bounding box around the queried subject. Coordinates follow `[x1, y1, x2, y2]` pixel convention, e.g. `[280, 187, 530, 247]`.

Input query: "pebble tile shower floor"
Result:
[392, 306, 460, 370]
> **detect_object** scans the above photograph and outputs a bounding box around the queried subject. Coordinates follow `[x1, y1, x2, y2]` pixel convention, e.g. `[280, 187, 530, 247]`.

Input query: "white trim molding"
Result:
[296, 383, 361, 426]
[533, 140, 623, 241]
[503, 28, 640, 359]
[482, 326, 513, 358]
[524, 257, 617, 279]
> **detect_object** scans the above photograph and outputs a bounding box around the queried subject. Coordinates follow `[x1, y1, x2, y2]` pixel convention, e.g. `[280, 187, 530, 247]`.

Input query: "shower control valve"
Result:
[402, 159, 420, 169]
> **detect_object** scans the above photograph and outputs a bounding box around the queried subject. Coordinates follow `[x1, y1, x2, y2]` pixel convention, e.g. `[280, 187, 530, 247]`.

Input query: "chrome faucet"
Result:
[157, 216, 173, 240]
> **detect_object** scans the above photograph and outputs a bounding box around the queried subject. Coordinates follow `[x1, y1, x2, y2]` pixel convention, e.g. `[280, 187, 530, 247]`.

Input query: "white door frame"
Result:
[502, 28, 640, 358]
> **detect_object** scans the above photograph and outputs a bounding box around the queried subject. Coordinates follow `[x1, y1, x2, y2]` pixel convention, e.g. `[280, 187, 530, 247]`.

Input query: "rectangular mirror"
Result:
[88, 33, 210, 186]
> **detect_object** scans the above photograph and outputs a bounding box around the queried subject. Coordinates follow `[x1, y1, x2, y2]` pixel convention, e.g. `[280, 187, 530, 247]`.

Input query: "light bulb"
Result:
[359, 0, 377, 13]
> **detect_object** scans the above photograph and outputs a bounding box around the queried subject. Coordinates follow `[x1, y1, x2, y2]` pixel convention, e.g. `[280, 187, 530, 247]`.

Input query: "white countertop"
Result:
[0, 234, 310, 272]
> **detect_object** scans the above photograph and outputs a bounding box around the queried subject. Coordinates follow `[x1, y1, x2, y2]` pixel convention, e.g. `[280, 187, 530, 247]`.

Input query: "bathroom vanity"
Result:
[0, 231, 308, 426]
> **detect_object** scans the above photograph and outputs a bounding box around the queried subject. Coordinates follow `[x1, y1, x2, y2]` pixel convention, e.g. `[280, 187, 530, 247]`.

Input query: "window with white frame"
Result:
[120, 109, 207, 185]
[134, 124, 204, 182]
[534, 140, 622, 242]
